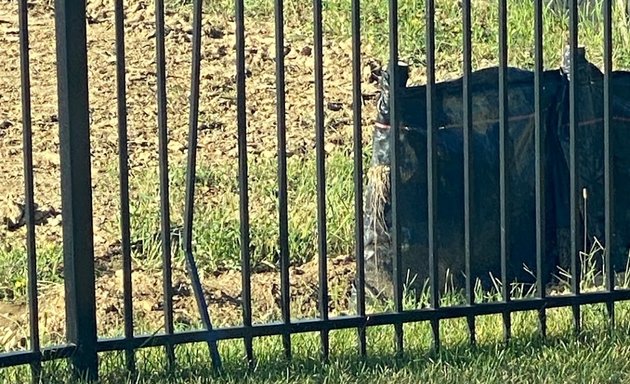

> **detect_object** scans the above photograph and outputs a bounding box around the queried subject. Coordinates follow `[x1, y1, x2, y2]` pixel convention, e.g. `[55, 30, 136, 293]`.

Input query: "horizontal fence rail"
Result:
[0, 0, 628, 381]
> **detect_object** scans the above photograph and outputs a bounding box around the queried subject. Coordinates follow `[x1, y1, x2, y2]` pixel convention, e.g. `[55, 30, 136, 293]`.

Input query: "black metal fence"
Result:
[1, 0, 628, 382]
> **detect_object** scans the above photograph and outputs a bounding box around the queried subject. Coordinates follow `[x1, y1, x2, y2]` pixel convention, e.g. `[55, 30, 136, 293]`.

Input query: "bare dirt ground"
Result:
[0, 0, 383, 350]
[1, 254, 358, 350]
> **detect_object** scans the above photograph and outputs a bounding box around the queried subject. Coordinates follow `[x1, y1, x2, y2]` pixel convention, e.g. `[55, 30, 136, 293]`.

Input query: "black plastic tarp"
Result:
[363, 49, 630, 299]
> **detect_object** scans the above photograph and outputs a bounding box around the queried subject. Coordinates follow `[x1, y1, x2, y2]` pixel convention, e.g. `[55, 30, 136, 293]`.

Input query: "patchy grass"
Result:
[1, 0, 630, 380]
[186, 0, 630, 72]
[2, 242, 630, 383]
[2, 301, 630, 383]
[2, 0, 630, 298]
[124, 150, 368, 272]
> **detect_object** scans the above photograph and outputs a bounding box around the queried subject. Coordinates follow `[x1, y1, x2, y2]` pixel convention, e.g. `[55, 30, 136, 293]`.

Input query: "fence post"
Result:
[54, 0, 98, 380]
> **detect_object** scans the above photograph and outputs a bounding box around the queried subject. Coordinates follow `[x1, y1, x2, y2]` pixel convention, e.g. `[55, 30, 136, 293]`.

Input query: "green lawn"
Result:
[3, 302, 630, 383]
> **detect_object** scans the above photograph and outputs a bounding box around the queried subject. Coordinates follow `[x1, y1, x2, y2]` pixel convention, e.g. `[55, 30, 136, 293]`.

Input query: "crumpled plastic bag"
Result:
[363, 49, 630, 299]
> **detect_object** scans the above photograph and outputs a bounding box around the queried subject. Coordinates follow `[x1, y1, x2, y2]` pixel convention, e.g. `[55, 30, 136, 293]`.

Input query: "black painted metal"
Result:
[462, 0, 476, 345]
[603, 0, 615, 329]
[18, 1, 41, 381]
[568, 0, 581, 335]
[87, 288, 625, 354]
[388, 0, 404, 356]
[182, 0, 223, 370]
[0, 345, 77, 369]
[114, 0, 135, 373]
[426, 0, 440, 352]
[54, 0, 98, 379]
[154, 0, 176, 366]
[234, 0, 254, 368]
[275, 0, 292, 360]
[92, 289, 630, 348]
[351, 0, 367, 357]
[498, 0, 512, 343]
[313, 0, 330, 361]
[534, 0, 548, 339]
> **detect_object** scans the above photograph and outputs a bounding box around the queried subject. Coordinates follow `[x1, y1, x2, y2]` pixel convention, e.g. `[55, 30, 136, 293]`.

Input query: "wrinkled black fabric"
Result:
[363, 52, 630, 298]
[555, 53, 630, 270]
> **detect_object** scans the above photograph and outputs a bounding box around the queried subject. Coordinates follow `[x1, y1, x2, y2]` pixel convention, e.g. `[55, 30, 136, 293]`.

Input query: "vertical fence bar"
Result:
[114, 0, 135, 373]
[351, 0, 367, 357]
[18, 1, 41, 381]
[388, 0, 404, 355]
[462, 0, 476, 345]
[534, 0, 547, 339]
[154, 0, 176, 365]
[182, 0, 222, 370]
[426, 0, 440, 352]
[235, 0, 254, 368]
[313, 0, 329, 361]
[498, 0, 511, 343]
[54, 0, 98, 379]
[568, 0, 581, 336]
[274, 0, 292, 360]
[603, 0, 615, 328]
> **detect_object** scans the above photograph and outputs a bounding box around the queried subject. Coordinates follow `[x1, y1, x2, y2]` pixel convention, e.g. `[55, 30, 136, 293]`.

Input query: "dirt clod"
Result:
[208, 26, 224, 39]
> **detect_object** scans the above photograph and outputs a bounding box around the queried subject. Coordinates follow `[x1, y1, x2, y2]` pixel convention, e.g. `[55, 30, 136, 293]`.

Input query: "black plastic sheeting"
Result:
[363, 49, 630, 299]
